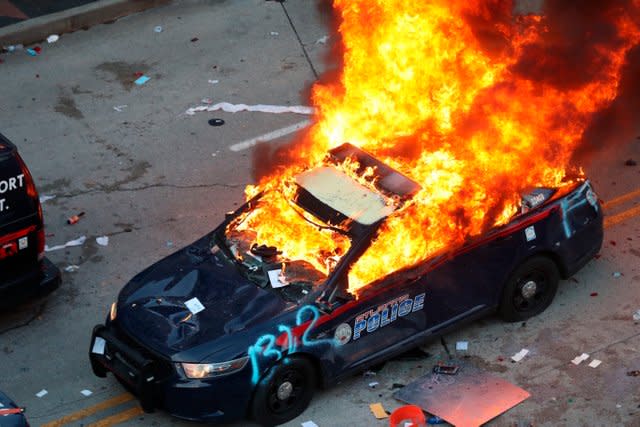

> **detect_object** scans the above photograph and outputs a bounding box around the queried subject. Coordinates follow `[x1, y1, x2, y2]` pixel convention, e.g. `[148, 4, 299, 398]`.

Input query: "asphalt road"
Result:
[0, 1, 639, 426]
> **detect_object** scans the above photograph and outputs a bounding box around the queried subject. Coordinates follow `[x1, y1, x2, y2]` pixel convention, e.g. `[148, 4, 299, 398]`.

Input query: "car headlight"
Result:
[180, 356, 249, 379]
[109, 302, 117, 321]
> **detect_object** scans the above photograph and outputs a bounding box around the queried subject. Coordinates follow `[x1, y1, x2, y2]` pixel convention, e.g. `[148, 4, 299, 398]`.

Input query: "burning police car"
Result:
[90, 144, 602, 425]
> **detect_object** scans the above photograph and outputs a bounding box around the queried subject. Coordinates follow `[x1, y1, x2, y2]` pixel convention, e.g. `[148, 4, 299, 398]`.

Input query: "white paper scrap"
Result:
[456, 341, 468, 351]
[208, 79, 219, 85]
[45, 235, 86, 252]
[185, 102, 314, 116]
[511, 348, 529, 362]
[301, 422, 319, 427]
[571, 353, 589, 365]
[270, 31, 279, 36]
[81, 389, 93, 396]
[525, 226, 536, 241]
[185, 297, 205, 315]
[634, 310, 640, 321]
[96, 236, 109, 246]
[588, 359, 602, 368]
[47, 34, 59, 43]
[64, 265, 80, 272]
[113, 105, 128, 112]
[92, 337, 106, 355]
[36, 389, 48, 398]
[315, 35, 329, 44]
[368, 381, 379, 388]
[39, 194, 56, 203]
[268, 269, 290, 288]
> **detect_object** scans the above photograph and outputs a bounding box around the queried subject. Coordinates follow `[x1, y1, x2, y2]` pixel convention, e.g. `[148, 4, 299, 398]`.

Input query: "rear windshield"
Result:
[0, 153, 37, 227]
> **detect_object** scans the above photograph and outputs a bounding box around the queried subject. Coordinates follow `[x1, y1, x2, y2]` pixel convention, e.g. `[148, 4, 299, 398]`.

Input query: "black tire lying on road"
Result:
[499, 255, 560, 322]
[251, 356, 316, 426]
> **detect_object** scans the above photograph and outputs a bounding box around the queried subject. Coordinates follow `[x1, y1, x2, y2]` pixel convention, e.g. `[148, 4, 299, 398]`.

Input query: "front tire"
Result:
[251, 357, 316, 426]
[499, 256, 559, 322]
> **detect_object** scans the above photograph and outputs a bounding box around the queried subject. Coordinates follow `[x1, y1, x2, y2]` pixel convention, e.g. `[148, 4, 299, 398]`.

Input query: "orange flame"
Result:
[236, 0, 640, 295]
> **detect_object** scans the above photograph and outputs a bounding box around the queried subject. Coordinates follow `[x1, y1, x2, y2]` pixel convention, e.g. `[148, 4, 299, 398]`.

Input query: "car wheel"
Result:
[499, 255, 559, 322]
[251, 357, 316, 426]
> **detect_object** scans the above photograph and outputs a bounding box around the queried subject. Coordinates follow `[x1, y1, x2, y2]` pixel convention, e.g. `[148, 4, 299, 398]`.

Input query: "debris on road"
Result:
[389, 405, 426, 427]
[113, 105, 128, 112]
[270, 31, 279, 36]
[590, 292, 598, 297]
[154, 26, 163, 33]
[301, 421, 318, 427]
[190, 37, 199, 42]
[35, 389, 48, 398]
[67, 211, 85, 225]
[80, 389, 93, 396]
[368, 381, 379, 388]
[39, 194, 56, 203]
[64, 265, 80, 272]
[428, 415, 445, 424]
[45, 235, 86, 252]
[511, 348, 529, 362]
[185, 102, 314, 115]
[394, 362, 529, 427]
[625, 159, 637, 166]
[134, 75, 151, 85]
[456, 341, 468, 351]
[208, 118, 225, 126]
[588, 359, 602, 368]
[633, 310, 640, 321]
[47, 35, 59, 43]
[571, 353, 589, 365]
[627, 370, 640, 376]
[96, 236, 109, 247]
[316, 35, 329, 44]
[208, 79, 219, 85]
[613, 272, 622, 278]
[26, 48, 38, 56]
[369, 402, 388, 419]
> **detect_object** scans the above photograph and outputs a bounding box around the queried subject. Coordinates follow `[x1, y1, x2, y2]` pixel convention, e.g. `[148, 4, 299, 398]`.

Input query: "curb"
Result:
[0, 0, 171, 46]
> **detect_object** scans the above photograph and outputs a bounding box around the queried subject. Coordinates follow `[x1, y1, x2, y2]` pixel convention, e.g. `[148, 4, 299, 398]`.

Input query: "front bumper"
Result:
[89, 323, 254, 423]
[0, 257, 60, 307]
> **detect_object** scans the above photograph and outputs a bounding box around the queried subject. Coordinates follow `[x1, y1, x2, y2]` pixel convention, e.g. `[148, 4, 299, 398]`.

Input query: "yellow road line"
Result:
[602, 188, 640, 210]
[605, 204, 640, 228]
[84, 406, 144, 427]
[41, 393, 135, 427]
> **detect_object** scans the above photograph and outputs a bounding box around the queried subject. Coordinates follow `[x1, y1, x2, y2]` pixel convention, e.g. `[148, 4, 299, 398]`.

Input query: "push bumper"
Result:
[89, 323, 253, 423]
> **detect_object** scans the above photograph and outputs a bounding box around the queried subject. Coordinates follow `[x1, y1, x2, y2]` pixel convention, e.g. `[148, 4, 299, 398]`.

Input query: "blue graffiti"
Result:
[248, 304, 336, 384]
[560, 182, 598, 238]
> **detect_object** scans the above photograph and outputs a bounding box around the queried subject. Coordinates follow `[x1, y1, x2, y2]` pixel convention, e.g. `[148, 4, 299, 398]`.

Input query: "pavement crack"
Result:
[281, 2, 319, 79]
[0, 302, 47, 336]
[53, 182, 244, 199]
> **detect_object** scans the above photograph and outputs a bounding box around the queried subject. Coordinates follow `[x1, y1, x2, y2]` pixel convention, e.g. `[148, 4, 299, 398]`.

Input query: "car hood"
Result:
[116, 237, 289, 358]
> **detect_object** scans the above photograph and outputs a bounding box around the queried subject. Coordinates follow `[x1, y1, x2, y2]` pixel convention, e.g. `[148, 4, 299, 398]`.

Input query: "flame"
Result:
[232, 0, 640, 295]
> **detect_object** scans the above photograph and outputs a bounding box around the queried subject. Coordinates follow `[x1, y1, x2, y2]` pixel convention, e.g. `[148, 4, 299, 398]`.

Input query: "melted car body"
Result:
[90, 144, 602, 425]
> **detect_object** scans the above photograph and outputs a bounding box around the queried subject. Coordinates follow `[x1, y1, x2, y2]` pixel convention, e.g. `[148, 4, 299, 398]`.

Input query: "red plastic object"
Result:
[34, 46, 42, 53]
[389, 405, 426, 427]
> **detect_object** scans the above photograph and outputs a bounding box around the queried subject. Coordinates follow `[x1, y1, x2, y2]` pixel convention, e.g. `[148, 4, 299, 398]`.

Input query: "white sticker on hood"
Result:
[185, 297, 206, 315]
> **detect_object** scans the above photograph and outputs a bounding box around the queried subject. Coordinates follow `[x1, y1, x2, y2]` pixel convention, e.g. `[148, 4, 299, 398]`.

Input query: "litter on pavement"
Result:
[456, 341, 468, 351]
[39, 194, 56, 203]
[96, 236, 109, 246]
[368, 381, 379, 388]
[113, 105, 128, 112]
[571, 353, 589, 365]
[633, 310, 640, 321]
[511, 348, 529, 362]
[369, 402, 388, 419]
[45, 235, 87, 252]
[316, 35, 329, 44]
[185, 102, 314, 116]
[134, 75, 151, 85]
[35, 389, 48, 398]
[588, 359, 602, 368]
[301, 421, 318, 427]
[80, 389, 93, 396]
[394, 361, 530, 427]
[47, 35, 59, 43]
[64, 265, 80, 272]
[154, 26, 163, 33]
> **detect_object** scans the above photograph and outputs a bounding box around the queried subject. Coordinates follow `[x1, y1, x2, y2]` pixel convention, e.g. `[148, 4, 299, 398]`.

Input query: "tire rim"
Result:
[513, 272, 546, 312]
[267, 368, 305, 414]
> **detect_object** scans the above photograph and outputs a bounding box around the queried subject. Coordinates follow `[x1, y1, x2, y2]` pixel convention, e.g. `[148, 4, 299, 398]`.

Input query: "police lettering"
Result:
[0, 174, 25, 212]
[353, 293, 426, 340]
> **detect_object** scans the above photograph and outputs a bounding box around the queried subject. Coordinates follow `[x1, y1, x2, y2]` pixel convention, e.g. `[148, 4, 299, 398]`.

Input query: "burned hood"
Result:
[115, 237, 288, 357]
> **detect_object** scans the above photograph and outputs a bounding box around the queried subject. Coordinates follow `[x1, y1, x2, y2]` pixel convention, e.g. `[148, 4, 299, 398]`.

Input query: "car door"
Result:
[313, 271, 429, 374]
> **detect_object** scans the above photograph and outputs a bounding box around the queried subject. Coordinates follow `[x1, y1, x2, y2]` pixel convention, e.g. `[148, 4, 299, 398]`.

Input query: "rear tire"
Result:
[251, 357, 316, 426]
[499, 256, 559, 322]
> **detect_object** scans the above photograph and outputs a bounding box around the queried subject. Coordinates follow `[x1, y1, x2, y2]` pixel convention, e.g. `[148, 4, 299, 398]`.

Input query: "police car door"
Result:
[324, 273, 428, 372]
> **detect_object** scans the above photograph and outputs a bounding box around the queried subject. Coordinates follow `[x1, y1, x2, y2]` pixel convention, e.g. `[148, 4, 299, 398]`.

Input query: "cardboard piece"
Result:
[370, 402, 388, 419]
[394, 361, 530, 427]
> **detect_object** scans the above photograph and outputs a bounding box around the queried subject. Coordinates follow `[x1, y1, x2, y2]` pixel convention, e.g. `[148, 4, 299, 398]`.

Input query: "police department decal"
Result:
[334, 323, 352, 345]
[353, 293, 425, 340]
